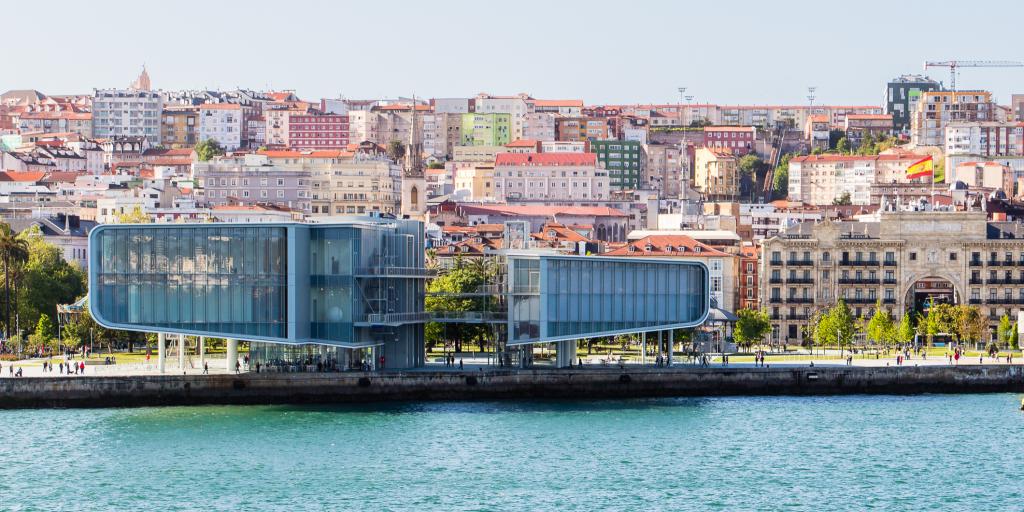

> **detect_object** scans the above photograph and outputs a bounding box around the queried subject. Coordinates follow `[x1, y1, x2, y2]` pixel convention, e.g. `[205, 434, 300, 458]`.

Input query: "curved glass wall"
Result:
[92, 225, 288, 338]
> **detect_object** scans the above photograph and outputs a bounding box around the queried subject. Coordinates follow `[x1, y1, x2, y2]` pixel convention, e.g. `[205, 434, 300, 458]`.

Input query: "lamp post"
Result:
[677, 87, 687, 126]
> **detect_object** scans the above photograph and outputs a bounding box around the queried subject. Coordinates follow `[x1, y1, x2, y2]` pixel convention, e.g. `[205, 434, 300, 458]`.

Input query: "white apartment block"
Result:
[945, 122, 1024, 158]
[199, 104, 242, 150]
[523, 112, 556, 141]
[474, 93, 533, 140]
[789, 154, 928, 205]
[91, 89, 163, 146]
[492, 152, 608, 201]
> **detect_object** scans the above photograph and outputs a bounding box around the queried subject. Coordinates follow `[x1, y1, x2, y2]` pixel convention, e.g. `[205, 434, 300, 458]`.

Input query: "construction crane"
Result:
[924, 60, 1024, 92]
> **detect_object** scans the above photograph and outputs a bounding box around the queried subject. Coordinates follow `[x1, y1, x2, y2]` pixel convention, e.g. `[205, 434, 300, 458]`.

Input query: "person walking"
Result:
[203, 361, 209, 375]
[459, 359, 463, 370]
[235, 361, 240, 374]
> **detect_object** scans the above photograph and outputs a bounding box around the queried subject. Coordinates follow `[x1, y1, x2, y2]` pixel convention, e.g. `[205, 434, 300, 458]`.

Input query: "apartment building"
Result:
[473, 93, 532, 140]
[17, 111, 92, 137]
[910, 90, 994, 146]
[885, 74, 941, 132]
[944, 122, 1024, 159]
[194, 151, 315, 211]
[288, 112, 350, 149]
[845, 114, 893, 148]
[788, 153, 933, 205]
[198, 103, 242, 150]
[702, 126, 755, 156]
[761, 209, 1024, 347]
[161, 106, 199, 148]
[591, 139, 644, 190]
[460, 113, 511, 146]
[307, 155, 401, 216]
[492, 152, 608, 202]
[693, 147, 738, 201]
[522, 112, 556, 141]
[92, 89, 163, 145]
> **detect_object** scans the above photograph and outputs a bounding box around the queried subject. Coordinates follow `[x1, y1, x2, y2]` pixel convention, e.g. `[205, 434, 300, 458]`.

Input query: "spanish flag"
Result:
[906, 156, 933, 180]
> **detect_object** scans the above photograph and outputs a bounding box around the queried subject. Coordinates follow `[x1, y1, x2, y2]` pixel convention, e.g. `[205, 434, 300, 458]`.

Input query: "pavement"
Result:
[0, 353, 1017, 378]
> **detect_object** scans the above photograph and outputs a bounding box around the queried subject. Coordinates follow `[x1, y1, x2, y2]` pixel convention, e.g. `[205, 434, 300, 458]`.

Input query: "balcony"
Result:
[882, 260, 898, 267]
[882, 298, 897, 304]
[769, 277, 784, 284]
[786, 259, 814, 266]
[970, 260, 983, 267]
[785, 297, 815, 304]
[985, 298, 1024, 305]
[786, 314, 809, 320]
[839, 259, 880, 267]
[769, 260, 784, 266]
[969, 298, 983, 305]
[969, 278, 985, 285]
[845, 297, 878, 304]
[838, 278, 880, 285]
[787, 278, 814, 284]
[882, 278, 898, 285]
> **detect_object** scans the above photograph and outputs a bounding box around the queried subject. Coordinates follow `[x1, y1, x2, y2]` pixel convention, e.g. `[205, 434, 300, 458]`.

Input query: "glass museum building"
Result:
[89, 216, 708, 370]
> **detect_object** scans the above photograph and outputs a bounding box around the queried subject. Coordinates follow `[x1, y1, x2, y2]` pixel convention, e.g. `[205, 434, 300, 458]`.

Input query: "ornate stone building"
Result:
[761, 209, 1022, 346]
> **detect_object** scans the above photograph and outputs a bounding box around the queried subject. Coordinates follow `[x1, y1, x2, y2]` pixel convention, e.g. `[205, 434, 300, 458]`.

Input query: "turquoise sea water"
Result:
[1, 394, 1022, 511]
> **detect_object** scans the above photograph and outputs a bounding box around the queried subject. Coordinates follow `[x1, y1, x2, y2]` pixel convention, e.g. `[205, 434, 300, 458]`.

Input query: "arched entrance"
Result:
[905, 276, 958, 314]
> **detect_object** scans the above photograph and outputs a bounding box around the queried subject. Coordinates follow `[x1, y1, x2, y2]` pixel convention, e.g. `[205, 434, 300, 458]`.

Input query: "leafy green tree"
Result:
[116, 205, 150, 224]
[835, 137, 850, 154]
[954, 304, 987, 346]
[16, 227, 86, 339]
[195, 139, 225, 161]
[772, 166, 788, 199]
[31, 313, 54, 350]
[866, 302, 895, 347]
[998, 314, 1014, 348]
[1011, 324, 1019, 350]
[832, 192, 852, 206]
[734, 308, 771, 350]
[0, 223, 28, 338]
[814, 300, 855, 354]
[424, 258, 496, 352]
[828, 129, 845, 149]
[896, 312, 915, 347]
[387, 139, 406, 162]
[738, 154, 764, 176]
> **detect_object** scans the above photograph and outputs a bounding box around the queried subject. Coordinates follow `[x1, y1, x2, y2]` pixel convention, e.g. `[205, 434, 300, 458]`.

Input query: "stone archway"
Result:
[903, 275, 960, 315]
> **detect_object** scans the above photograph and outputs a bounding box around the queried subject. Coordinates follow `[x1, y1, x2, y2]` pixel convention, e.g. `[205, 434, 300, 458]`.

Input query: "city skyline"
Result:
[5, 0, 1024, 105]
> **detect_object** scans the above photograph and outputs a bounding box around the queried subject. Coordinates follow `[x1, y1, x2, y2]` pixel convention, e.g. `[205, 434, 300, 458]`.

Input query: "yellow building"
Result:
[694, 147, 739, 200]
[161, 106, 199, 148]
[454, 164, 496, 201]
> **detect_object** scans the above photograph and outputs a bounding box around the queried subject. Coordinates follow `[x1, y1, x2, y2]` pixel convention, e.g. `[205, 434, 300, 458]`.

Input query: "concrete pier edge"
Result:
[1, 365, 1023, 408]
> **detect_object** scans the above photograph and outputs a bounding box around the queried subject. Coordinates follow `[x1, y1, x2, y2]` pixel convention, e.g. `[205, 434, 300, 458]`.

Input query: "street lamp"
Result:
[677, 87, 687, 125]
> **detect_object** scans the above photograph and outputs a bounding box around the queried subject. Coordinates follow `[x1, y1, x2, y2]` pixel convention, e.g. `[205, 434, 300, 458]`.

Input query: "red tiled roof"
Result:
[505, 139, 540, 148]
[200, 103, 241, 110]
[603, 235, 731, 257]
[143, 148, 194, 157]
[846, 114, 892, 120]
[494, 152, 596, 166]
[458, 204, 627, 217]
[0, 171, 46, 182]
[42, 171, 85, 182]
[531, 223, 591, 243]
[257, 149, 354, 158]
[534, 99, 584, 108]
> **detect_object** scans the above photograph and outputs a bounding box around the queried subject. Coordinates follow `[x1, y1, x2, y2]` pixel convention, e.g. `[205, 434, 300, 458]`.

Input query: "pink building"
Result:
[702, 126, 756, 156]
[287, 112, 350, 149]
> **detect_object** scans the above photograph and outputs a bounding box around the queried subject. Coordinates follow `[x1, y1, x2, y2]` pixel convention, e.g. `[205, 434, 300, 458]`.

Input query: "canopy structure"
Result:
[57, 295, 88, 327]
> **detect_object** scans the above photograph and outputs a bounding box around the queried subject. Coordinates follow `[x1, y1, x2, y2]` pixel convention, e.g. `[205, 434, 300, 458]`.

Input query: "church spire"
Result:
[130, 65, 151, 91]
[404, 95, 422, 177]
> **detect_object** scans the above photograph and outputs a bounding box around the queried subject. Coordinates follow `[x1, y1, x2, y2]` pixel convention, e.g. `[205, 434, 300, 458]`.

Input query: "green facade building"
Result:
[460, 113, 511, 146]
[591, 139, 644, 189]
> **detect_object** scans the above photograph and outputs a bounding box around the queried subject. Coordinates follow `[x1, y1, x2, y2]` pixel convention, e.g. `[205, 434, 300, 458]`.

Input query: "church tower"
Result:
[400, 96, 427, 219]
[130, 65, 151, 91]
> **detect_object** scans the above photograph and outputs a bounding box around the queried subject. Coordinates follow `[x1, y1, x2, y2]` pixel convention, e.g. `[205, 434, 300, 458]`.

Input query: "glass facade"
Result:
[92, 225, 288, 339]
[89, 217, 427, 368]
[508, 255, 708, 344]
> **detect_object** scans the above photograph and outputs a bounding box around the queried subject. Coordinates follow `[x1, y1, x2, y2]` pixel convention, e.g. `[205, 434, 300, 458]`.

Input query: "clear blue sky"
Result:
[5, 0, 1024, 105]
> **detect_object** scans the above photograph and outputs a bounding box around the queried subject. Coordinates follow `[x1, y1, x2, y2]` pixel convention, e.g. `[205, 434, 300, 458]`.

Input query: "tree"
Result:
[1011, 324, 1019, 350]
[32, 313, 54, 350]
[954, 304, 987, 347]
[828, 129, 845, 150]
[424, 258, 496, 352]
[896, 312, 915, 347]
[998, 314, 1014, 348]
[832, 192, 852, 206]
[866, 302, 895, 347]
[387, 139, 406, 162]
[772, 153, 794, 200]
[0, 223, 28, 339]
[195, 139, 225, 162]
[814, 300, 855, 355]
[834, 137, 850, 154]
[734, 308, 771, 350]
[738, 154, 764, 176]
[16, 227, 86, 340]
[116, 205, 150, 224]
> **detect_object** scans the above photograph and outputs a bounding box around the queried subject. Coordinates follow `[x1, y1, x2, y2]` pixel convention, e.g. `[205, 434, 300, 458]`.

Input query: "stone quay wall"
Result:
[1, 365, 1023, 408]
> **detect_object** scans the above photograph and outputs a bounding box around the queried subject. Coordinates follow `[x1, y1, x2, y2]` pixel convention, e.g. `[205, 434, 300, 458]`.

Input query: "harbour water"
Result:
[1, 394, 1022, 510]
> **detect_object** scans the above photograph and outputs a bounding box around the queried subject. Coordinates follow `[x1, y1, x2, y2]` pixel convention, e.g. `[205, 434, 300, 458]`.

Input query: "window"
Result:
[950, 252, 957, 261]
[909, 252, 917, 261]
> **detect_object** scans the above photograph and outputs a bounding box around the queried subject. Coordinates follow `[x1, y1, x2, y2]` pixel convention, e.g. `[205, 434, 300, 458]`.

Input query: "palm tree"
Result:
[0, 224, 28, 339]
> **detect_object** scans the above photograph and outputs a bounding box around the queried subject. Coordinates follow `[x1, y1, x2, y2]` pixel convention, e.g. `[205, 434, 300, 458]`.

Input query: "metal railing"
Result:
[355, 267, 436, 277]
